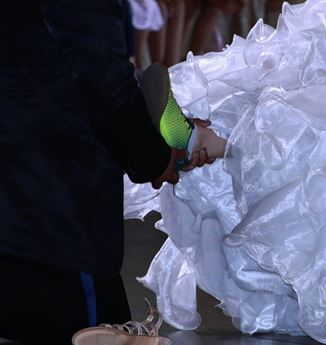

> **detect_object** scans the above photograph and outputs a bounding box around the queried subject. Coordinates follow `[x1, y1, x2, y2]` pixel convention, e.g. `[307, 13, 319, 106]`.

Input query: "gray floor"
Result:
[122, 212, 320, 345]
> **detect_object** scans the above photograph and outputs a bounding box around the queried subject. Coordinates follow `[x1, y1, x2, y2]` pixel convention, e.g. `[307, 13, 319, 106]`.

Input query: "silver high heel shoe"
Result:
[72, 299, 172, 345]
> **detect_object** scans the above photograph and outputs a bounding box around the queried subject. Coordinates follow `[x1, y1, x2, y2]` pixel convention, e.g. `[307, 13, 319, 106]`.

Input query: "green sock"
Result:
[160, 87, 193, 150]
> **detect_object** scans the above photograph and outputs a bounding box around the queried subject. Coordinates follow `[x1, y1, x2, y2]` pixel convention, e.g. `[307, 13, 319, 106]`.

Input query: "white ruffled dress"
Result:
[124, 0, 326, 343]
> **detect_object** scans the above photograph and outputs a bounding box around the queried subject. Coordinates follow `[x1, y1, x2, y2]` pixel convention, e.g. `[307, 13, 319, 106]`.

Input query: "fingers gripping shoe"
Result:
[72, 300, 172, 345]
[140, 63, 194, 170]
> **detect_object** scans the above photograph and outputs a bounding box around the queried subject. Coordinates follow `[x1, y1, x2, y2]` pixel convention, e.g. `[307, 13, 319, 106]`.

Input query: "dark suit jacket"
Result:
[0, 0, 170, 276]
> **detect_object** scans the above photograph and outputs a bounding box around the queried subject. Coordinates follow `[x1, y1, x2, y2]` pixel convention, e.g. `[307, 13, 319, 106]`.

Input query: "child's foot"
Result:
[140, 63, 194, 152]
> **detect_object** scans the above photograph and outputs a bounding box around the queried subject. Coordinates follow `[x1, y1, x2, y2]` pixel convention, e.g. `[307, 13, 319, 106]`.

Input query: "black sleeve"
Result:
[41, 0, 171, 183]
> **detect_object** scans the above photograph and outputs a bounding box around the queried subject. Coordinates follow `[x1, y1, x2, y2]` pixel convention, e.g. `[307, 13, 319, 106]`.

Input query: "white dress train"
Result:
[124, 0, 326, 343]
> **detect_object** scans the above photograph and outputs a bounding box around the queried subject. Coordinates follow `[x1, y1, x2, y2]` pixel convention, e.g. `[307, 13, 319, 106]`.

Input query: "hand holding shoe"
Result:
[151, 148, 186, 189]
[151, 141, 218, 189]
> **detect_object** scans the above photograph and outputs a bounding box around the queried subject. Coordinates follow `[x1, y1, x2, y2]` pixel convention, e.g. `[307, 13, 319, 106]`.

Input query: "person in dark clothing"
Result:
[0, 1, 212, 344]
[120, 0, 136, 59]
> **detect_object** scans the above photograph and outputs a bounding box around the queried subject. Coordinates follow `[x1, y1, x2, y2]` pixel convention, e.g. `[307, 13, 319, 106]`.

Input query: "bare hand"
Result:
[183, 118, 217, 171]
[183, 148, 216, 171]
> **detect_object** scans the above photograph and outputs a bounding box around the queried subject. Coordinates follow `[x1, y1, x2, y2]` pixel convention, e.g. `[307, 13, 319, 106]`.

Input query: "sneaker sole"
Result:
[140, 63, 170, 133]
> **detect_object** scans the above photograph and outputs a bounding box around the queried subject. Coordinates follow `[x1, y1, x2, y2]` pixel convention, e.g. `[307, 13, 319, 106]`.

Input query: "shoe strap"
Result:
[99, 299, 162, 337]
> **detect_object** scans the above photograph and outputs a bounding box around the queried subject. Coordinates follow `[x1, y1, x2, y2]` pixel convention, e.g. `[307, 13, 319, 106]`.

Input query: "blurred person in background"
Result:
[147, 0, 187, 67]
[127, 0, 166, 69]
[186, 0, 247, 55]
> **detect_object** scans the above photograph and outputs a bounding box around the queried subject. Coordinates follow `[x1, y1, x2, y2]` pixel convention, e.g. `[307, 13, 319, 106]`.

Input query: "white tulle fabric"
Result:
[124, 1, 326, 343]
[127, 0, 164, 31]
[124, 175, 161, 220]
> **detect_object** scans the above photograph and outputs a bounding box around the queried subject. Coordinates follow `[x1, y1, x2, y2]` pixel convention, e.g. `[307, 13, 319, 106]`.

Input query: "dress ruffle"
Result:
[124, 175, 160, 220]
[125, 0, 326, 342]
